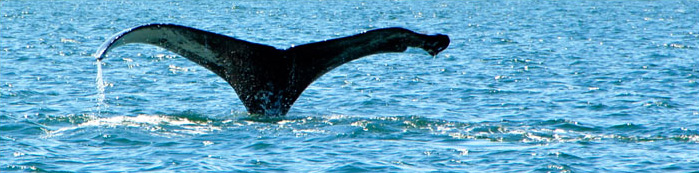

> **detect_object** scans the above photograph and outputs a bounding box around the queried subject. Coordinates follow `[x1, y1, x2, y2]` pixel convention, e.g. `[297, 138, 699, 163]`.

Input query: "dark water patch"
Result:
[553, 121, 598, 132]
[36, 114, 94, 126]
[0, 121, 47, 136]
[610, 135, 667, 143]
[608, 123, 645, 132]
[534, 164, 574, 173]
[137, 165, 169, 172]
[98, 135, 153, 147]
[106, 95, 151, 107]
[327, 162, 373, 172]
[0, 123, 25, 132]
[640, 99, 679, 109]
[243, 141, 276, 150]
[152, 141, 183, 148]
[573, 101, 609, 111]
[544, 151, 584, 161]
[492, 37, 518, 45]
[167, 111, 216, 124]
[536, 119, 598, 132]
[469, 124, 506, 134]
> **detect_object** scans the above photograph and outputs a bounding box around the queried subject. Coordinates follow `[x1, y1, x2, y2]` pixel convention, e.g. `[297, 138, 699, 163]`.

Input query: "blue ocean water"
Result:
[2, 0, 698, 172]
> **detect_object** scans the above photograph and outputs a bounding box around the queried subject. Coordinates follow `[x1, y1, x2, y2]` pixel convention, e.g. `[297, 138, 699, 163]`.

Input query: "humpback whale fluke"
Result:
[95, 24, 450, 116]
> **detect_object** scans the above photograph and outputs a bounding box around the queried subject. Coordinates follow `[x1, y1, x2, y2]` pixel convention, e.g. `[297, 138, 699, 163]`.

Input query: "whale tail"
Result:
[95, 24, 449, 116]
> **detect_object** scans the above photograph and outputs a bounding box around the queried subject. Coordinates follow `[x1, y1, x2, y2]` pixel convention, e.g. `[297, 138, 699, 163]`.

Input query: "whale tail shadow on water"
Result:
[95, 24, 450, 116]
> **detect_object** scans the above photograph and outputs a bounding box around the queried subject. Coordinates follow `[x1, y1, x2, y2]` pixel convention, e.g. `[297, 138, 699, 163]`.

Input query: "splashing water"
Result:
[96, 60, 107, 115]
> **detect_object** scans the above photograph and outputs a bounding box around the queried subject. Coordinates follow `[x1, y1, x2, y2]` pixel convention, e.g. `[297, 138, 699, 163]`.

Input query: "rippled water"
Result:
[2, 0, 698, 172]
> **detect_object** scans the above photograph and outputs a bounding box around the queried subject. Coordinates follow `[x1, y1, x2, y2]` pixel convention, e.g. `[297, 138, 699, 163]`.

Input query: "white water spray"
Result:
[96, 60, 107, 115]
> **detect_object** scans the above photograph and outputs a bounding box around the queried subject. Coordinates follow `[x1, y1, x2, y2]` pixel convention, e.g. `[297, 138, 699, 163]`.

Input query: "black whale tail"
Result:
[95, 24, 450, 116]
[425, 34, 450, 56]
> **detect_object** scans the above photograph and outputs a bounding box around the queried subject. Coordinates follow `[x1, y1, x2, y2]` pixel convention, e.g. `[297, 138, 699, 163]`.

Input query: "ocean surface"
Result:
[2, 0, 698, 172]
